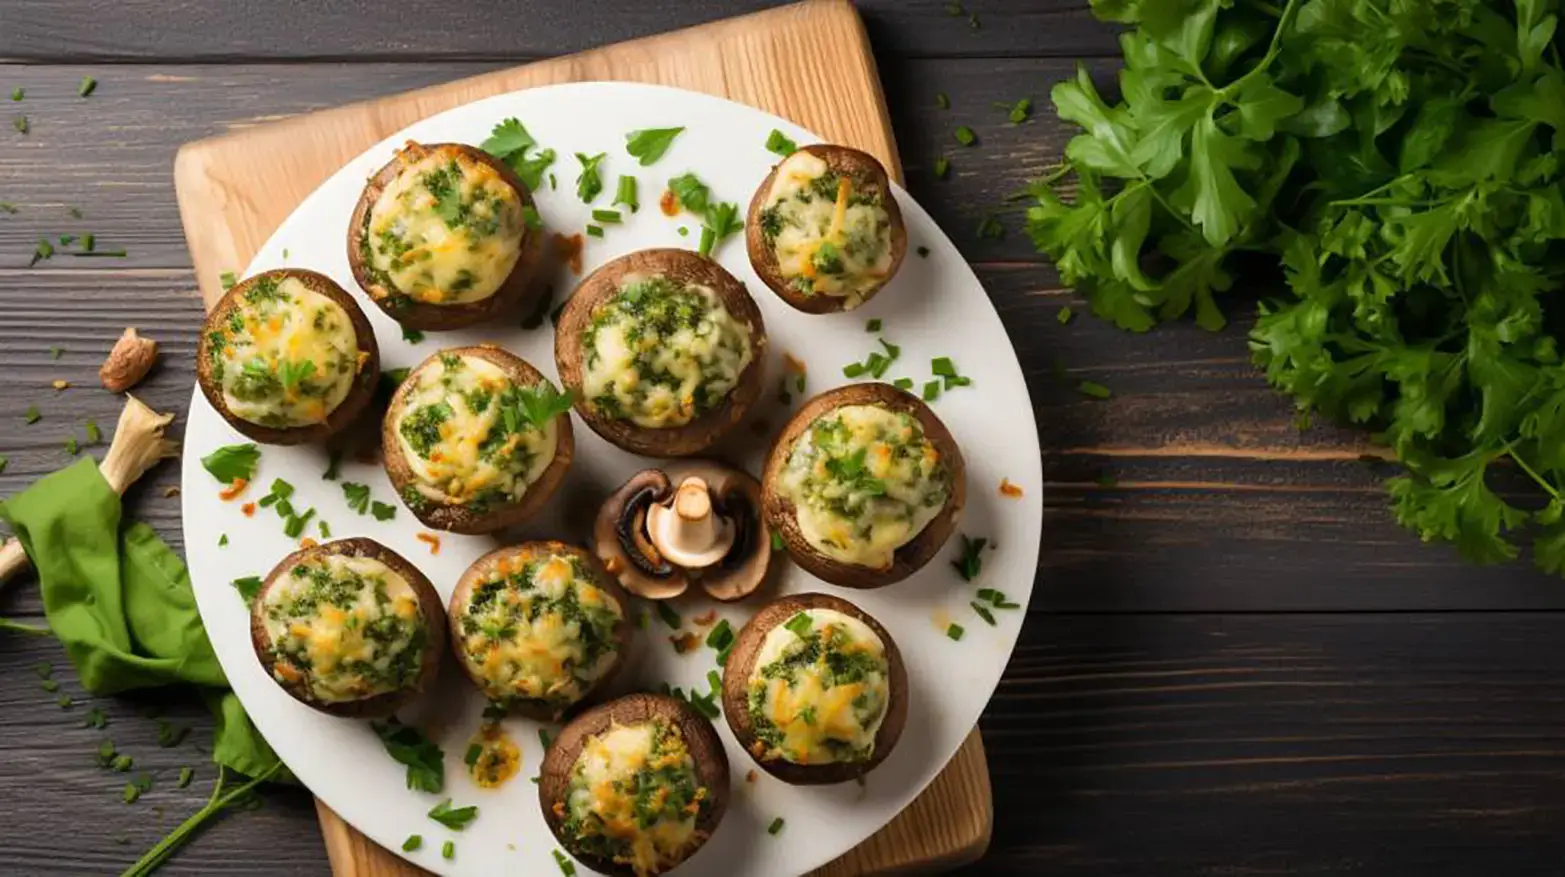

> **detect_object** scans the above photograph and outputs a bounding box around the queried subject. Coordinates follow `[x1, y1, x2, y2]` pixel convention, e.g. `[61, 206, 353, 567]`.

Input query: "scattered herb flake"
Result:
[553, 849, 577, 875]
[655, 602, 682, 630]
[765, 129, 798, 157]
[574, 152, 607, 203]
[231, 576, 262, 603]
[970, 601, 998, 626]
[64, 437, 78, 456]
[402, 326, 424, 344]
[78, 76, 97, 97]
[625, 127, 684, 166]
[768, 817, 785, 835]
[24, 406, 40, 424]
[442, 840, 455, 860]
[427, 798, 479, 831]
[936, 92, 950, 110]
[951, 535, 987, 582]
[916, 245, 930, 258]
[177, 767, 194, 788]
[372, 720, 445, 793]
[946, 623, 965, 641]
[371, 501, 397, 522]
[613, 175, 639, 213]
[218, 533, 228, 547]
[893, 377, 914, 390]
[934, 156, 950, 178]
[402, 834, 422, 852]
[342, 482, 371, 514]
[865, 318, 882, 333]
[585, 224, 604, 238]
[1079, 381, 1112, 400]
[84, 419, 100, 443]
[201, 443, 260, 484]
[954, 126, 976, 146]
[922, 380, 941, 402]
[219, 271, 237, 290]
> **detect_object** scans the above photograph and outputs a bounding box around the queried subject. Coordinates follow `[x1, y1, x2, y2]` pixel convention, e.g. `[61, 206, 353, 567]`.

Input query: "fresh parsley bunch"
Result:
[1030, 0, 1565, 571]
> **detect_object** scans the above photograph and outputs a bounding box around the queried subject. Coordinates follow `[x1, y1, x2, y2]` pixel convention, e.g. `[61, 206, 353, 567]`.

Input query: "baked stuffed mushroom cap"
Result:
[348, 141, 545, 331]
[250, 537, 445, 718]
[448, 541, 632, 721]
[721, 593, 907, 784]
[540, 693, 730, 877]
[762, 382, 964, 588]
[746, 144, 906, 314]
[555, 248, 766, 456]
[197, 268, 379, 445]
[382, 345, 573, 534]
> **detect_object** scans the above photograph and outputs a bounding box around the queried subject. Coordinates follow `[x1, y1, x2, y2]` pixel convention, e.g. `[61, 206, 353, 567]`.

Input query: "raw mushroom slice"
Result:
[593, 461, 771, 602]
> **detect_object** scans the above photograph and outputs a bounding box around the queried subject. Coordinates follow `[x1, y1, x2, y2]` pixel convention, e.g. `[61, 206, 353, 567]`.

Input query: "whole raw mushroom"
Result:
[593, 460, 771, 601]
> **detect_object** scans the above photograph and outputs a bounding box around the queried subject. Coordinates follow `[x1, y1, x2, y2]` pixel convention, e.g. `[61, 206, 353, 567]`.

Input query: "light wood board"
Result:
[173, 1, 992, 874]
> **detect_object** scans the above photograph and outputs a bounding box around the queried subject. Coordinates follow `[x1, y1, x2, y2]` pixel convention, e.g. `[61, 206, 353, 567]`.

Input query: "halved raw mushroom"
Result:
[593, 460, 771, 602]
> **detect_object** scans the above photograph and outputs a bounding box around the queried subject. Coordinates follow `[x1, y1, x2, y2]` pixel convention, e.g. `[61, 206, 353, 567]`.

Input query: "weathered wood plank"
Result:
[0, 58, 1111, 269]
[6, 613, 1565, 875]
[0, 1, 1119, 63]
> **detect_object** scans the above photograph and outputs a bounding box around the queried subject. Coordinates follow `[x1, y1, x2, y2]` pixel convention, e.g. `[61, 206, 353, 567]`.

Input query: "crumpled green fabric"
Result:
[0, 458, 283, 780]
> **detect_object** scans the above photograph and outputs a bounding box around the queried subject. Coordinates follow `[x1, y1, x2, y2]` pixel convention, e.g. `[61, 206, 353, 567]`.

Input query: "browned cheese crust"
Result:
[555, 248, 767, 456]
[347, 141, 545, 330]
[720, 592, 908, 784]
[761, 382, 965, 588]
[745, 144, 907, 314]
[196, 267, 380, 446]
[249, 537, 445, 719]
[381, 345, 574, 534]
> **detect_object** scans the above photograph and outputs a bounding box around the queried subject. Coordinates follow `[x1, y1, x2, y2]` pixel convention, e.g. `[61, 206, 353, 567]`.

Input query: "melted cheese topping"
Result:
[261, 554, 425, 703]
[581, 274, 753, 429]
[746, 608, 889, 766]
[758, 151, 894, 306]
[565, 721, 708, 876]
[393, 354, 559, 507]
[363, 144, 525, 305]
[777, 404, 950, 568]
[458, 550, 625, 707]
[208, 275, 360, 428]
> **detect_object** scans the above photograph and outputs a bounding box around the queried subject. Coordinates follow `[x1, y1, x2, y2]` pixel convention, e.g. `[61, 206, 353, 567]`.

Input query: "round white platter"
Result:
[181, 81, 1042, 877]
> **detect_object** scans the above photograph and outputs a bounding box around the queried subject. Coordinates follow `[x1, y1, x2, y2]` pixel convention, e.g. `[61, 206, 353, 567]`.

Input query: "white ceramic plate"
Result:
[181, 81, 1041, 877]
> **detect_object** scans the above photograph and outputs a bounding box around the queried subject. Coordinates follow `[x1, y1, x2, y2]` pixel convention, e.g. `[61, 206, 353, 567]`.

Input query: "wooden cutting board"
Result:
[172, 1, 993, 874]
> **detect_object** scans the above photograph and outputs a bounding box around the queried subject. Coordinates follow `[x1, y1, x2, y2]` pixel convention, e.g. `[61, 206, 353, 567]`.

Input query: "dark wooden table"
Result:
[3, 2, 1564, 875]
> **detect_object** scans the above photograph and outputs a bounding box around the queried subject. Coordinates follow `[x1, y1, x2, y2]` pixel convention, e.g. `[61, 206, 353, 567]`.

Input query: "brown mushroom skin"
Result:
[745, 144, 907, 315]
[447, 541, 633, 721]
[347, 141, 545, 331]
[382, 345, 574, 534]
[555, 248, 767, 457]
[762, 383, 965, 589]
[197, 268, 380, 446]
[249, 538, 445, 719]
[539, 693, 730, 877]
[721, 593, 908, 785]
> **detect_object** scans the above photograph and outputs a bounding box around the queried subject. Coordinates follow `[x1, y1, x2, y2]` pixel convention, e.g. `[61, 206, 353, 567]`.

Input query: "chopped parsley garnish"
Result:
[931, 356, 973, 389]
[613, 175, 638, 213]
[994, 97, 1032, 124]
[585, 224, 604, 238]
[574, 152, 607, 203]
[976, 214, 1005, 239]
[78, 76, 97, 97]
[865, 318, 881, 332]
[317, 519, 331, 539]
[970, 601, 997, 626]
[1057, 305, 1074, 325]
[946, 623, 965, 641]
[372, 720, 445, 793]
[699, 201, 742, 257]
[84, 708, 108, 730]
[934, 156, 950, 178]
[515, 149, 557, 192]
[14, 116, 29, 134]
[29, 238, 52, 265]
[625, 127, 684, 166]
[217, 533, 228, 547]
[24, 406, 40, 424]
[705, 619, 736, 665]
[952, 535, 987, 582]
[480, 117, 535, 157]
[231, 576, 262, 603]
[767, 817, 786, 835]
[322, 451, 342, 481]
[954, 126, 976, 146]
[371, 501, 397, 522]
[83, 419, 100, 445]
[922, 380, 941, 402]
[936, 92, 950, 109]
[655, 602, 682, 630]
[177, 767, 194, 788]
[511, 380, 573, 429]
[156, 719, 189, 748]
[1079, 381, 1112, 400]
[219, 271, 237, 290]
[667, 172, 710, 214]
[463, 743, 482, 767]
[342, 482, 371, 514]
[553, 849, 577, 875]
[591, 209, 622, 224]
[50, 345, 64, 359]
[0, 455, 7, 474]
[427, 798, 479, 831]
[9, 87, 20, 101]
[64, 437, 79, 456]
[402, 835, 422, 852]
[977, 587, 1021, 610]
[765, 129, 798, 156]
[402, 326, 424, 344]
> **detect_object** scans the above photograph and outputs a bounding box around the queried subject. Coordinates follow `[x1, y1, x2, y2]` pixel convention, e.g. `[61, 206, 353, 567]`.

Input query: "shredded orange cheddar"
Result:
[692, 610, 717, 627]
[999, 478, 1024, 498]
[218, 477, 248, 501]
[241, 502, 257, 517]
[416, 532, 442, 554]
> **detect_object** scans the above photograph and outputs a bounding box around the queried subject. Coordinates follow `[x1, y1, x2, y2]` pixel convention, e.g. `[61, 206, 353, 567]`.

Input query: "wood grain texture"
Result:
[170, 2, 987, 874]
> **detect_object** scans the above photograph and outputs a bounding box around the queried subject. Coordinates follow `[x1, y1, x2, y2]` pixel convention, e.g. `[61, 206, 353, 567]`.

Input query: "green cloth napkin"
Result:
[0, 458, 282, 779]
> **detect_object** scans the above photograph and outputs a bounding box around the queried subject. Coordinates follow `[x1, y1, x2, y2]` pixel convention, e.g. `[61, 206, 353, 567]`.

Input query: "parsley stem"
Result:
[1508, 449, 1561, 502]
[0, 617, 51, 636]
[120, 763, 281, 877]
[1216, 0, 1302, 98]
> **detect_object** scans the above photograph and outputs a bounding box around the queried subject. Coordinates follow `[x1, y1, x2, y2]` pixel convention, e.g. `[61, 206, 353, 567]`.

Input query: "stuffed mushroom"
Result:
[555, 248, 766, 456]
[448, 541, 632, 720]
[348, 141, 544, 330]
[383, 345, 573, 534]
[540, 693, 729, 877]
[721, 593, 907, 784]
[746, 144, 906, 314]
[197, 268, 379, 445]
[762, 383, 964, 588]
[250, 537, 444, 718]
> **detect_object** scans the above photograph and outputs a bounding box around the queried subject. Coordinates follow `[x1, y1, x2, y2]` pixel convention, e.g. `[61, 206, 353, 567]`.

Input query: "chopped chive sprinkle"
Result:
[553, 849, 577, 875]
[767, 817, 786, 835]
[1079, 381, 1112, 399]
[9, 87, 20, 101]
[932, 357, 957, 377]
[591, 208, 622, 224]
[85, 419, 100, 443]
[655, 602, 682, 630]
[24, 406, 40, 424]
[177, 767, 194, 788]
[783, 612, 813, 637]
[585, 224, 604, 238]
[977, 214, 1005, 239]
[923, 381, 941, 402]
[765, 129, 798, 156]
[936, 92, 950, 109]
[934, 156, 950, 178]
[402, 834, 422, 852]
[946, 623, 965, 641]
[955, 126, 976, 146]
[78, 76, 97, 97]
[970, 601, 997, 626]
[865, 318, 882, 332]
[770, 529, 784, 552]
[42, 678, 59, 692]
[842, 362, 867, 379]
[442, 840, 454, 860]
[697, 226, 717, 257]
[1057, 305, 1074, 325]
[614, 175, 639, 212]
[893, 377, 914, 390]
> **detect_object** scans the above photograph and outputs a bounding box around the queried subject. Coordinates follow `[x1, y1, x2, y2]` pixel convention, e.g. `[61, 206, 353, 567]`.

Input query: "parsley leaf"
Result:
[342, 482, 371, 515]
[667, 172, 711, 215]
[514, 381, 573, 429]
[372, 720, 445, 794]
[201, 443, 260, 484]
[427, 798, 479, 831]
[624, 127, 684, 166]
[480, 118, 536, 159]
[574, 152, 607, 203]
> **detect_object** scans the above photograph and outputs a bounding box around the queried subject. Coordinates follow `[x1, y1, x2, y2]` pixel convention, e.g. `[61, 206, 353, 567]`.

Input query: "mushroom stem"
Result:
[0, 395, 178, 586]
[646, 477, 735, 570]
